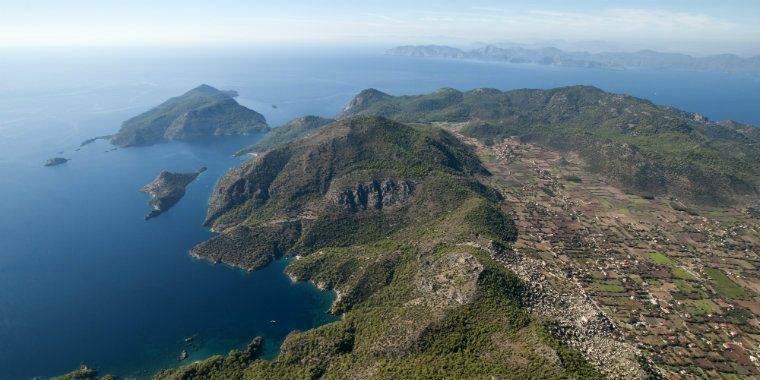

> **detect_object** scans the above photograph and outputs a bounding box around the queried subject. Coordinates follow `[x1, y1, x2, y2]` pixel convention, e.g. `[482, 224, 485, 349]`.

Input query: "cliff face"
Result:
[110, 85, 268, 147]
[339, 86, 760, 205]
[331, 179, 414, 213]
[195, 116, 491, 269]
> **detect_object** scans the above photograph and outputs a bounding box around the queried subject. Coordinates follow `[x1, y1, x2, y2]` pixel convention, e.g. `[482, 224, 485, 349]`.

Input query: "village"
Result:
[449, 128, 760, 379]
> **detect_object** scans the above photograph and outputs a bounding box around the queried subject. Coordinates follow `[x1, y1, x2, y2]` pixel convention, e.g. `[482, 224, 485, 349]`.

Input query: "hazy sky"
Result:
[2, 0, 759, 54]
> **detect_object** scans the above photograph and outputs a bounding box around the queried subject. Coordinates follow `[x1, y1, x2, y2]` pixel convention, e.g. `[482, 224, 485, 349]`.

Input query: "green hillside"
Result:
[234, 115, 335, 156]
[340, 86, 760, 205]
[154, 116, 612, 379]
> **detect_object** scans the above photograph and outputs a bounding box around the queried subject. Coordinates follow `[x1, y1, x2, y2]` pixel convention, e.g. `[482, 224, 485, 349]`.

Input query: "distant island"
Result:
[387, 45, 760, 75]
[44, 157, 69, 167]
[139, 167, 206, 220]
[109, 85, 269, 147]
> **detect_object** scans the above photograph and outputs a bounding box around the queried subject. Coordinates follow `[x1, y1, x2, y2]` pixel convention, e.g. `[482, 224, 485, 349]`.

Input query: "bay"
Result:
[0, 47, 757, 379]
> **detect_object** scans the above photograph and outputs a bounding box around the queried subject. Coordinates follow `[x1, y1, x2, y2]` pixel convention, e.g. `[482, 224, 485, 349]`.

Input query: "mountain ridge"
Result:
[339, 85, 760, 205]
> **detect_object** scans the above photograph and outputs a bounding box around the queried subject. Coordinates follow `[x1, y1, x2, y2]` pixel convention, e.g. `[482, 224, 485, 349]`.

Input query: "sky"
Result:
[2, 0, 759, 55]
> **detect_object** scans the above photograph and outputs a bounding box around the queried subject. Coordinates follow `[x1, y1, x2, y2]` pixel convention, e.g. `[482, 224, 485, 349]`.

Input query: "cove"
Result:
[0, 130, 337, 379]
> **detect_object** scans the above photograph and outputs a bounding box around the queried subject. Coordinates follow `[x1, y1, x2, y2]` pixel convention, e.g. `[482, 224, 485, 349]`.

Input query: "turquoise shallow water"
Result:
[0, 48, 758, 379]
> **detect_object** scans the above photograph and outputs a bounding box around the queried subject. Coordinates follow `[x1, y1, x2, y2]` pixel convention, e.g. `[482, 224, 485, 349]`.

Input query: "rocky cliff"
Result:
[195, 115, 490, 269]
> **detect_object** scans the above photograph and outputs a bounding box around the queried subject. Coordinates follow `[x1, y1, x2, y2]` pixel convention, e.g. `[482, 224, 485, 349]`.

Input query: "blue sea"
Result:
[0, 46, 758, 379]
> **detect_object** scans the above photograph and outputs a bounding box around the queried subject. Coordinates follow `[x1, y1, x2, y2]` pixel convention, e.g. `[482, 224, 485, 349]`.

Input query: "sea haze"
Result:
[0, 47, 758, 379]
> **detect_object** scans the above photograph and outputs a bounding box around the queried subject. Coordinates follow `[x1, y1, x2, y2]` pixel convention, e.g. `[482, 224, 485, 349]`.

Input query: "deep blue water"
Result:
[0, 48, 758, 379]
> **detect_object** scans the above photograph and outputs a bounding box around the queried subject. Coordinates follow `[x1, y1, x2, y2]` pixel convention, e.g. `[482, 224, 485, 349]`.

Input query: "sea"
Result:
[0, 46, 758, 379]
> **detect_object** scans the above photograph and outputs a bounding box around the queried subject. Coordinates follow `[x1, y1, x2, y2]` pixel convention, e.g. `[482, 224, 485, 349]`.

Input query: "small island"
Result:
[139, 167, 206, 220]
[44, 157, 69, 167]
[110, 85, 269, 147]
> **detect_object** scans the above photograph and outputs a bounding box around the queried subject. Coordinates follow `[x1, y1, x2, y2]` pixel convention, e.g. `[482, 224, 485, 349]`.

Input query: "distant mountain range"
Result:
[387, 45, 760, 75]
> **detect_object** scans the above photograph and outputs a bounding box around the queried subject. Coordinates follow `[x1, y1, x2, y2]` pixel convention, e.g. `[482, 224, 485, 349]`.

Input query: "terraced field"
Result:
[443, 123, 759, 378]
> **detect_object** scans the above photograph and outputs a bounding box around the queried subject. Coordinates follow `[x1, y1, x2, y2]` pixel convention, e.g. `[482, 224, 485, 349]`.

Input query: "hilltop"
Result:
[339, 86, 760, 205]
[110, 85, 269, 147]
[195, 115, 492, 268]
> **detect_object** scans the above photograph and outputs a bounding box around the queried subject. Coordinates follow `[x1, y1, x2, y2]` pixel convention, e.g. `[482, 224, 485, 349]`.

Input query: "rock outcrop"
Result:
[331, 179, 414, 212]
[415, 251, 484, 308]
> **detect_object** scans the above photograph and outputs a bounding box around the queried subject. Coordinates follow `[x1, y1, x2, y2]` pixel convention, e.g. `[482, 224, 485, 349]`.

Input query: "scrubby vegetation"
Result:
[163, 116, 601, 378]
[196, 116, 492, 269]
[155, 337, 264, 379]
[163, 221, 598, 379]
[341, 86, 760, 205]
